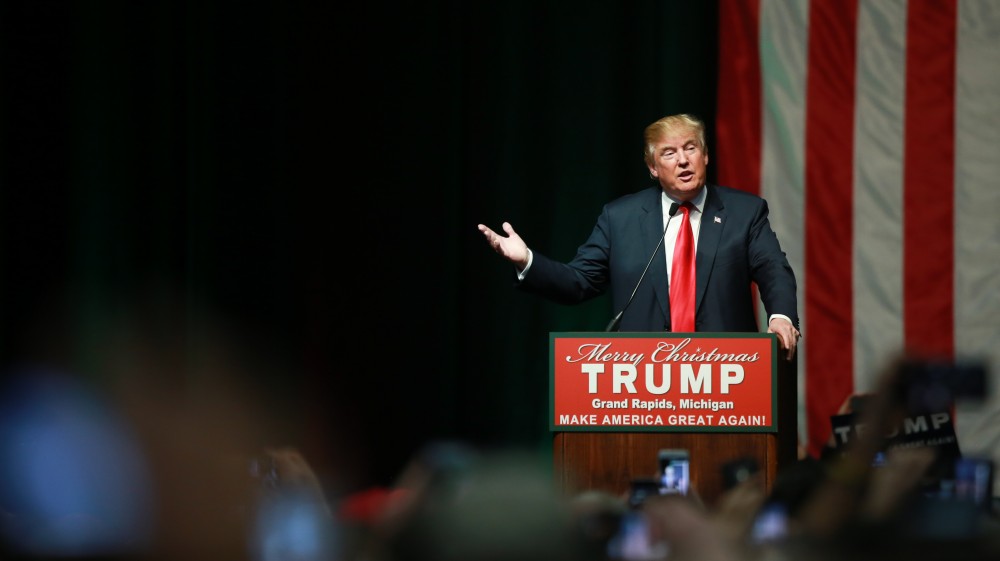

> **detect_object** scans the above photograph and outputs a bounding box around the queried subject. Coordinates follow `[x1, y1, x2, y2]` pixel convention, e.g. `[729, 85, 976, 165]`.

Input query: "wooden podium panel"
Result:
[553, 432, 779, 506]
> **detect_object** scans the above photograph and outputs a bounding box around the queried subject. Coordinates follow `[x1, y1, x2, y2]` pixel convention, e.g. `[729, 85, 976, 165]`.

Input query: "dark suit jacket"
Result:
[518, 184, 798, 332]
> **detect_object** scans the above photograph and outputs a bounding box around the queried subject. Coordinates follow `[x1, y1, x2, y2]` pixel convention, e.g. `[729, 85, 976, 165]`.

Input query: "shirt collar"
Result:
[662, 186, 707, 214]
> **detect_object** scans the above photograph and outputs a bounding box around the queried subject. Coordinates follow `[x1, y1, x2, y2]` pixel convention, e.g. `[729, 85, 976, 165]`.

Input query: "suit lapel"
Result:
[696, 185, 725, 315]
[641, 189, 671, 321]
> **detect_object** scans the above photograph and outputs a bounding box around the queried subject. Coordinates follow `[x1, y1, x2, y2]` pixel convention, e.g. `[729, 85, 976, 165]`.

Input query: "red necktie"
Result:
[670, 202, 696, 332]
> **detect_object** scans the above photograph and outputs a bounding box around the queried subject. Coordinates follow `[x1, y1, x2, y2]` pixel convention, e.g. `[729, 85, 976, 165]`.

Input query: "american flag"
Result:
[714, 0, 1000, 458]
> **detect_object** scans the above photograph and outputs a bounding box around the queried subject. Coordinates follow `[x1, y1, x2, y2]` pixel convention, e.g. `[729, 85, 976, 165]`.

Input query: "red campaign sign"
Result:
[550, 333, 778, 432]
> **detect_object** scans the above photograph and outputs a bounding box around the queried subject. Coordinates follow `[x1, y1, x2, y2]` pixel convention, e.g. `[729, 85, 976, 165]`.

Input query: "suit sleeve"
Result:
[747, 199, 799, 327]
[514, 205, 613, 305]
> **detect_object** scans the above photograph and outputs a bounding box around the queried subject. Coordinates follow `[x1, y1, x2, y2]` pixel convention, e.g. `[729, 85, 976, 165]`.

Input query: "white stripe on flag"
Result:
[759, 0, 810, 448]
[853, 0, 906, 394]
[954, 0, 1000, 457]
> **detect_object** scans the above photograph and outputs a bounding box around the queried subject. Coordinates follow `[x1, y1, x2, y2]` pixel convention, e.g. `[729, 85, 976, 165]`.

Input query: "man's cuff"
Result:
[516, 249, 534, 281]
[768, 314, 794, 328]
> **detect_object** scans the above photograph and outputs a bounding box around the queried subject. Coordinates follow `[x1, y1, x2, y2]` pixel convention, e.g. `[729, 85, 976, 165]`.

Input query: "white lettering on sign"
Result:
[566, 342, 644, 367]
[580, 363, 747, 394]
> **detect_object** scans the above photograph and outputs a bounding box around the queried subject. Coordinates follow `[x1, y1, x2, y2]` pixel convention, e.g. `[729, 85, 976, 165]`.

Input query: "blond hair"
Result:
[643, 114, 707, 167]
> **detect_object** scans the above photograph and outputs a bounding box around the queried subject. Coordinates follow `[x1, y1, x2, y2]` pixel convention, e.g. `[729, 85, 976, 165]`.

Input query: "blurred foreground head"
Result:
[376, 444, 589, 561]
[0, 292, 341, 560]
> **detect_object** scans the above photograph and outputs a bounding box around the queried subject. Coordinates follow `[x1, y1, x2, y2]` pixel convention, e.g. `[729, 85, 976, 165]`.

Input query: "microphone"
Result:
[605, 201, 680, 332]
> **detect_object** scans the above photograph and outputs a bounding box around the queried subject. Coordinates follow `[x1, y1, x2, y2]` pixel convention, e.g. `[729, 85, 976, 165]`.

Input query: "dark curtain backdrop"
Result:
[0, 1, 718, 495]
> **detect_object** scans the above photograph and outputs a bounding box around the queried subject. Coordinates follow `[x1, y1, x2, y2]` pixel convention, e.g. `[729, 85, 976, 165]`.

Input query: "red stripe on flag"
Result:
[715, 0, 763, 328]
[715, 0, 761, 196]
[903, 0, 956, 359]
[804, 0, 858, 457]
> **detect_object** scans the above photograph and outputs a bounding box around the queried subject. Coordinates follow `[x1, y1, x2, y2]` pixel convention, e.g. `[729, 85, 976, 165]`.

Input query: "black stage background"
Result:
[0, 1, 718, 496]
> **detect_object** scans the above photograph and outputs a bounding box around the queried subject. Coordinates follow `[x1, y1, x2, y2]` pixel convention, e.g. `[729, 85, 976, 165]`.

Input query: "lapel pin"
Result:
[714, 216, 722, 224]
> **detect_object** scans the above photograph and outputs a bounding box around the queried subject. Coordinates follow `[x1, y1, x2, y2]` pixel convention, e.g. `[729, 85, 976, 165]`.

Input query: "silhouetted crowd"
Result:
[1, 304, 997, 561]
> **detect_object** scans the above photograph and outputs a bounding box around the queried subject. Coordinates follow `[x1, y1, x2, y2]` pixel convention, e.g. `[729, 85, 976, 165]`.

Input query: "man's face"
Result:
[647, 128, 708, 201]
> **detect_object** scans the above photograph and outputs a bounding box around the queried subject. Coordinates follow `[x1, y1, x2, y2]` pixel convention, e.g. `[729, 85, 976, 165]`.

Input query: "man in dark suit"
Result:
[478, 113, 801, 360]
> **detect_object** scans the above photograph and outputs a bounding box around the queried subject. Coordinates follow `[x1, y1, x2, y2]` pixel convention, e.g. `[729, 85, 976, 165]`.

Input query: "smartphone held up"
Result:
[657, 449, 690, 496]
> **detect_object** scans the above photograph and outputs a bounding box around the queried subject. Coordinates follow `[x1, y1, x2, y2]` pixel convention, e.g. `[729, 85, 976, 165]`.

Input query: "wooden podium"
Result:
[550, 333, 797, 506]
